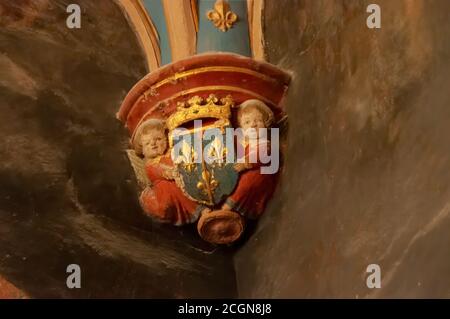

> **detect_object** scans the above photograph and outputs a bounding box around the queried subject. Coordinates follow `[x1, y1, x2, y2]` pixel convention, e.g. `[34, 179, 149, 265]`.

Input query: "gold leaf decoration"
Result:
[206, 0, 238, 32]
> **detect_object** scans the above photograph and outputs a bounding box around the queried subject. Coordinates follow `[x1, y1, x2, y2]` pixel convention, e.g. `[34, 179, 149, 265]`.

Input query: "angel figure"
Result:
[221, 100, 280, 219]
[127, 119, 208, 225]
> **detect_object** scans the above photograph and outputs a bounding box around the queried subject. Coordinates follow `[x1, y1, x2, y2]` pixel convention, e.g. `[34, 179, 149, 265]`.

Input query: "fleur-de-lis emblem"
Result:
[172, 140, 197, 172]
[206, 0, 238, 32]
[207, 137, 227, 167]
[197, 169, 219, 205]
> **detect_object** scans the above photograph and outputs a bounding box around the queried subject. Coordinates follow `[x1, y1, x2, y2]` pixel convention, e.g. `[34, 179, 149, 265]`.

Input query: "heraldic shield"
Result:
[168, 95, 239, 207]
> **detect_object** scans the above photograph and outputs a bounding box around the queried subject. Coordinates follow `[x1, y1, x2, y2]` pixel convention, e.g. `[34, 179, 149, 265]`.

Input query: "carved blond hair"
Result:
[237, 99, 274, 127]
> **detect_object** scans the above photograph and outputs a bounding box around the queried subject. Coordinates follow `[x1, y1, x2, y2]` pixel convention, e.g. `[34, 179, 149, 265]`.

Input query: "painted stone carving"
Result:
[117, 53, 290, 244]
[221, 99, 279, 219]
[131, 119, 207, 225]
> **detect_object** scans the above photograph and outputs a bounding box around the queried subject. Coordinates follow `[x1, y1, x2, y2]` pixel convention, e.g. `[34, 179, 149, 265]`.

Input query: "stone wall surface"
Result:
[235, 0, 450, 298]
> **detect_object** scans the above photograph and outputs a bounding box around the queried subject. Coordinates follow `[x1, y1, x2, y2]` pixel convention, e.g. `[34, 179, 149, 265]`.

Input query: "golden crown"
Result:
[166, 94, 234, 131]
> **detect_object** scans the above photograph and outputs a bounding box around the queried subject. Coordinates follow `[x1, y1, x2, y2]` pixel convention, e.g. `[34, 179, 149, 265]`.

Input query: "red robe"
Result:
[139, 155, 203, 225]
[225, 138, 279, 219]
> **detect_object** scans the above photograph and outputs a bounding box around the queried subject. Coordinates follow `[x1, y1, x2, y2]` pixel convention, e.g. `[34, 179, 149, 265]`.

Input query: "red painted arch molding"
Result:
[117, 52, 291, 139]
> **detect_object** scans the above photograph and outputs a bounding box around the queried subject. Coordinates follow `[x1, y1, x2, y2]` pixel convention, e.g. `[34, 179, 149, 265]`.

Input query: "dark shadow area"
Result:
[0, 0, 236, 298]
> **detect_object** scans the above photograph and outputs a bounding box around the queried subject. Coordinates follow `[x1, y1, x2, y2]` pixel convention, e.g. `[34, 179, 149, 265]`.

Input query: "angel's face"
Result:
[141, 128, 168, 159]
[238, 107, 266, 137]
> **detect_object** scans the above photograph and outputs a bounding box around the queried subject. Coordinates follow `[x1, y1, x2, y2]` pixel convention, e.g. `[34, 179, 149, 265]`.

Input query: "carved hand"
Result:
[162, 168, 178, 180]
[233, 162, 252, 173]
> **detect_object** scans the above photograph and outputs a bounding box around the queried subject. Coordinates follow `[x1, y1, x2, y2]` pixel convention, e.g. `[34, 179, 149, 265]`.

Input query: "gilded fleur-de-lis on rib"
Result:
[206, 0, 238, 32]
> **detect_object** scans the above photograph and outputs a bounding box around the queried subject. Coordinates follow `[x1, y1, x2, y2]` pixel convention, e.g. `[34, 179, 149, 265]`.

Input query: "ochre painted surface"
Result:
[0, 276, 28, 299]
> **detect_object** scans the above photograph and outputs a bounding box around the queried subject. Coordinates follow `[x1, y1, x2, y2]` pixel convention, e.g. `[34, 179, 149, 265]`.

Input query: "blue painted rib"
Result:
[197, 0, 251, 56]
[142, 0, 172, 65]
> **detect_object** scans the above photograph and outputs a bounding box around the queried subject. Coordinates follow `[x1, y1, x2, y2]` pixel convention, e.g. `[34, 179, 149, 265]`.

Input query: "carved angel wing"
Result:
[126, 149, 150, 188]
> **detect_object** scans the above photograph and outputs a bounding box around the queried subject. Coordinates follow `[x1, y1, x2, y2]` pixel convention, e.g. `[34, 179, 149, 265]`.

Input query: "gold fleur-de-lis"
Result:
[173, 140, 197, 172]
[207, 137, 227, 167]
[197, 168, 219, 205]
[206, 0, 238, 32]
